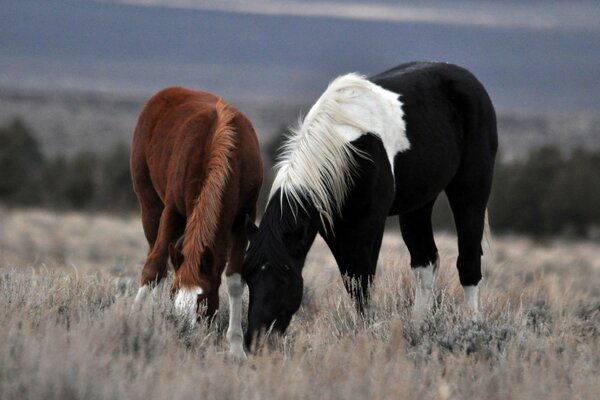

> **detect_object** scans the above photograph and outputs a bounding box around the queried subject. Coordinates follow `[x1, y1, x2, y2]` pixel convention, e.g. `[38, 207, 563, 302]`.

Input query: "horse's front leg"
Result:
[399, 200, 439, 323]
[323, 216, 387, 315]
[224, 223, 249, 360]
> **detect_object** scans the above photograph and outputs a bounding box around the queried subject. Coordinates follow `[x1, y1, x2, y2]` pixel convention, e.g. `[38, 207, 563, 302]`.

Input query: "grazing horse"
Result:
[243, 62, 497, 347]
[131, 87, 262, 359]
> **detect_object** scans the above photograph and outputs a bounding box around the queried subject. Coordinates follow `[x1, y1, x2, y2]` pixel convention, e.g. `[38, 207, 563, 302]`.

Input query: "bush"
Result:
[542, 149, 600, 235]
[0, 119, 137, 212]
[489, 146, 600, 237]
[0, 117, 598, 237]
[96, 143, 137, 211]
[0, 118, 44, 204]
[62, 151, 98, 209]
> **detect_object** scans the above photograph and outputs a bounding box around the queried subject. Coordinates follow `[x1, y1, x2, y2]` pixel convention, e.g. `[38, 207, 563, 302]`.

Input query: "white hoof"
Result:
[132, 281, 166, 305]
[411, 259, 439, 323]
[174, 286, 203, 326]
[134, 285, 150, 303]
[129, 285, 152, 313]
[463, 284, 480, 319]
[228, 344, 247, 361]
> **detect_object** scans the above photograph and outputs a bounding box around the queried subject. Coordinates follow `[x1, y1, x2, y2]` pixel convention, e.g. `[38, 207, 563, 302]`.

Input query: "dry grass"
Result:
[1, 209, 599, 399]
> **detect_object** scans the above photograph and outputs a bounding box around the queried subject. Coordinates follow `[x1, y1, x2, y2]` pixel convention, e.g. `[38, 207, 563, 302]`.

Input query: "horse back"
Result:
[369, 62, 498, 214]
[131, 87, 262, 219]
[371, 62, 497, 158]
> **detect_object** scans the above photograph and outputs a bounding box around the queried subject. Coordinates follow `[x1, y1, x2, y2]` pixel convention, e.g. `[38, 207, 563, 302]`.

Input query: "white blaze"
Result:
[174, 286, 203, 326]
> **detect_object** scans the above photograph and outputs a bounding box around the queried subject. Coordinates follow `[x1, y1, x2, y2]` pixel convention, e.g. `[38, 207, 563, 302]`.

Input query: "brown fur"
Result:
[180, 100, 235, 288]
[131, 87, 262, 317]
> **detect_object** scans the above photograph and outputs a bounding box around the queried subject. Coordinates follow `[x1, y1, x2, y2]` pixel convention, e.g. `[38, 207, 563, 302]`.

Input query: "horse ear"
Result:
[245, 214, 259, 239]
[169, 242, 184, 271]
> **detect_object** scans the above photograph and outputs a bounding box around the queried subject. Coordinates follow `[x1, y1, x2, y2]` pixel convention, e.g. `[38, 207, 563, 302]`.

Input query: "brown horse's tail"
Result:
[179, 99, 236, 287]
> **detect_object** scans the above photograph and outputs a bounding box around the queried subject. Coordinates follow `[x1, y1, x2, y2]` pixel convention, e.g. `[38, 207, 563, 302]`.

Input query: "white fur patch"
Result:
[174, 286, 203, 326]
[270, 73, 408, 228]
[226, 273, 246, 360]
[463, 284, 480, 315]
[133, 285, 150, 305]
[412, 258, 439, 321]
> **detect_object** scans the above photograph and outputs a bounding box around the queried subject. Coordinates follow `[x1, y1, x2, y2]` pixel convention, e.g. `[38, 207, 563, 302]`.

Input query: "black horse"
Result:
[243, 62, 498, 348]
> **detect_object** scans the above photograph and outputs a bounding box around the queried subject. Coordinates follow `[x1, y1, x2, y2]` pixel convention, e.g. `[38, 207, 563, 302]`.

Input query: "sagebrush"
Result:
[0, 210, 598, 399]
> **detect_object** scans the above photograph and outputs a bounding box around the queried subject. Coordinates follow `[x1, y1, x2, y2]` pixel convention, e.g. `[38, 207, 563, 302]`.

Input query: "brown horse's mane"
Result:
[179, 99, 236, 287]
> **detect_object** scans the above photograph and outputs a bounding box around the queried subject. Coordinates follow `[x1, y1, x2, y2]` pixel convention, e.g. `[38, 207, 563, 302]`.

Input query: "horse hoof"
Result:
[411, 294, 433, 325]
[462, 284, 481, 322]
[468, 310, 482, 323]
[228, 347, 247, 362]
[411, 308, 429, 326]
[131, 285, 150, 312]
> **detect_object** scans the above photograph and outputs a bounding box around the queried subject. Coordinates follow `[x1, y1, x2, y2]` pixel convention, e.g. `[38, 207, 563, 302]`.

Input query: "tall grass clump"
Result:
[1, 217, 598, 399]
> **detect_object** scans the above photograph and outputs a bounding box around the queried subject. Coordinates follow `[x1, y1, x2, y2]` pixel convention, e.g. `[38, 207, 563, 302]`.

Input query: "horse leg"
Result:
[399, 200, 438, 322]
[445, 187, 489, 316]
[137, 204, 183, 297]
[132, 153, 164, 249]
[131, 158, 166, 304]
[224, 216, 252, 360]
[324, 216, 387, 314]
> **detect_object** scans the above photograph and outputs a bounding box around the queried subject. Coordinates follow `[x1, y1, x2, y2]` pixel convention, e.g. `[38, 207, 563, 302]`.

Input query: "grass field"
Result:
[1, 209, 599, 399]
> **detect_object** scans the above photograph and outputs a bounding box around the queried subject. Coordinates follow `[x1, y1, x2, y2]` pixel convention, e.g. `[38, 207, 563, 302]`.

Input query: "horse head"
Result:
[244, 261, 304, 350]
[242, 214, 312, 350]
[169, 237, 218, 325]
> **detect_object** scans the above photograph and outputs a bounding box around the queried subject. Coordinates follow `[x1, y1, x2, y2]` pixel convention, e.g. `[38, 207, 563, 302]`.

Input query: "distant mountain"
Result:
[1, 0, 600, 112]
[1, 87, 598, 163]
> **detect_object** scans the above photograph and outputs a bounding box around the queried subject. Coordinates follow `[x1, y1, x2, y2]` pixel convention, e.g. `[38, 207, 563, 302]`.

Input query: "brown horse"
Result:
[131, 87, 262, 359]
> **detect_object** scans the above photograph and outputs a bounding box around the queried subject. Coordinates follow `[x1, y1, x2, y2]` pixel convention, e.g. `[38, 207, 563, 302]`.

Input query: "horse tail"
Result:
[180, 99, 236, 287]
[482, 208, 495, 267]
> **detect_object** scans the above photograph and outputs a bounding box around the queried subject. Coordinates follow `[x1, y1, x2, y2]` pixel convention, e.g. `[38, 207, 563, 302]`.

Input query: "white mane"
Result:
[270, 73, 408, 229]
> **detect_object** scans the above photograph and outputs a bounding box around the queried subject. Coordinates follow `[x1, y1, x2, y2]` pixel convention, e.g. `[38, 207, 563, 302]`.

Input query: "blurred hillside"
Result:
[0, 88, 302, 157]
[1, 87, 599, 161]
[1, 104, 599, 238]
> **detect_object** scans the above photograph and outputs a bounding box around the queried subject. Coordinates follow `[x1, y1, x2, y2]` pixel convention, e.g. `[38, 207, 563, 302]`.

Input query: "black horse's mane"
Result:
[243, 190, 315, 279]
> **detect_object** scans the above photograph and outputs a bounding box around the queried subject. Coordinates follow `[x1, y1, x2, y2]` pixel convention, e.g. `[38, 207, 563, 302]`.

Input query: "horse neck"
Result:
[259, 192, 320, 270]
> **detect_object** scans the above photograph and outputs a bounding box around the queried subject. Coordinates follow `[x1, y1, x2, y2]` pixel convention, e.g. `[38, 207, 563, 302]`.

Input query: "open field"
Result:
[1, 209, 599, 399]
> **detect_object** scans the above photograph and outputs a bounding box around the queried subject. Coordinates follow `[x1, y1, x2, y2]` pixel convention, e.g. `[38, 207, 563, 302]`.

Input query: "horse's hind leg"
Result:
[139, 191, 163, 253]
[445, 185, 490, 316]
[138, 204, 184, 290]
[132, 164, 166, 303]
[132, 152, 164, 250]
[445, 108, 496, 315]
[399, 200, 439, 321]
